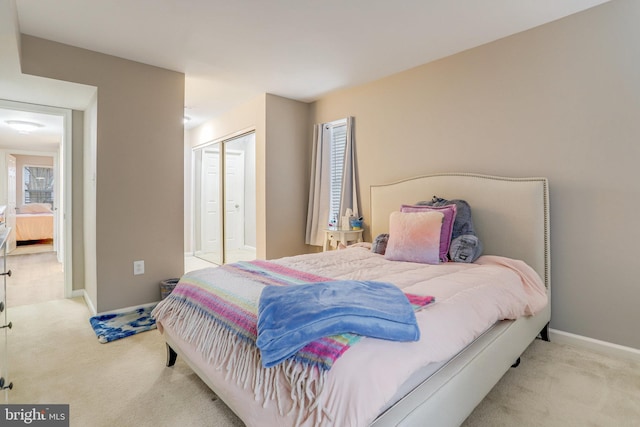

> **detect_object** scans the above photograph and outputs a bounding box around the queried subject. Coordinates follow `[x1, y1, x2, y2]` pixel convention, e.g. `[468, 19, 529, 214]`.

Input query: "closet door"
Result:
[223, 133, 256, 264]
[193, 131, 256, 265]
[194, 144, 223, 265]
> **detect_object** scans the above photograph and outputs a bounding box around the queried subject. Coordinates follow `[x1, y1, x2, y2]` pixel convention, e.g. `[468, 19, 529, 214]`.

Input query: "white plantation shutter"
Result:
[339, 117, 359, 220]
[328, 120, 347, 226]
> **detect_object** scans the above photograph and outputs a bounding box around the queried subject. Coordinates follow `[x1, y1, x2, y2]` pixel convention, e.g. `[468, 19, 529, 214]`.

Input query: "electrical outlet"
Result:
[133, 260, 145, 275]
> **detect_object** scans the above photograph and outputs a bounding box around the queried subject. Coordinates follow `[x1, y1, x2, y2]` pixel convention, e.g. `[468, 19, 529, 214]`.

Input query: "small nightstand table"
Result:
[323, 228, 364, 251]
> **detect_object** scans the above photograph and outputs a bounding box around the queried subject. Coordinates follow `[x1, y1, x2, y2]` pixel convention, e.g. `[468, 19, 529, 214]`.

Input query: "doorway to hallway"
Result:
[0, 100, 72, 306]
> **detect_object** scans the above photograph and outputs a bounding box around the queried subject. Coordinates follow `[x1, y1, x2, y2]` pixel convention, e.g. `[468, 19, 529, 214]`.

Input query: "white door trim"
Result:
[0, 99, 73, 299]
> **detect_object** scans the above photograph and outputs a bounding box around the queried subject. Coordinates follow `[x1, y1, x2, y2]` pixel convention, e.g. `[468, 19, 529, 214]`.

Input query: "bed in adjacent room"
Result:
[153, 173, 551, 427]
[15, 203, 54, 242]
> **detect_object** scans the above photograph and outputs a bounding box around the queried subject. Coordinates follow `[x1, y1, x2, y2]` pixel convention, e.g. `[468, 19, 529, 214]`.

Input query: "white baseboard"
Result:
[95, 300, 160, 316]
[549, 328, 640, 362]
[69, 289, 158, 317]
[71, 289, 84, 299]
[72, 289, 97, 316]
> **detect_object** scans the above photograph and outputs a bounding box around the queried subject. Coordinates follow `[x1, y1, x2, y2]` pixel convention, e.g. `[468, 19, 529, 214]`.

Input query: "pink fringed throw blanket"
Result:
[152, 260, 434, 424]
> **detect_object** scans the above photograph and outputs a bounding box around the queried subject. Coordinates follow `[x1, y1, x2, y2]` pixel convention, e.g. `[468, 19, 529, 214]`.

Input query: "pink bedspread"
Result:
[15, 213, 53, 241]
[158, 247, 547, 426]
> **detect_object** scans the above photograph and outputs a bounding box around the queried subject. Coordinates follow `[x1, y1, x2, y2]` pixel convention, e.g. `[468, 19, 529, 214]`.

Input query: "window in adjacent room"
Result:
[327, 118, 347, 227]
[23, 166, 54, 204]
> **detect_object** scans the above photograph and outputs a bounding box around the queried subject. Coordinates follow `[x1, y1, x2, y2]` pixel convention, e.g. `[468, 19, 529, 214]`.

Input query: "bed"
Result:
[153, 173, 550, 427]
[15, 203, 54, 241]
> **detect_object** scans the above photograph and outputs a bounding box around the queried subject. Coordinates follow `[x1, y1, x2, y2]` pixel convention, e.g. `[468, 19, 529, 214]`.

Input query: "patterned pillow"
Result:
[371, 233, 389, 255]
[418, 196, 483, 263]
[384, 211, 443, 264]
[401, 204, 457, 262]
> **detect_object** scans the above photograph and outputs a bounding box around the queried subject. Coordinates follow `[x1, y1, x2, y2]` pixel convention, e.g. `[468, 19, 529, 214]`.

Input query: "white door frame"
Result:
[0, 99, 73, 299]
[5, 154, 16, 253]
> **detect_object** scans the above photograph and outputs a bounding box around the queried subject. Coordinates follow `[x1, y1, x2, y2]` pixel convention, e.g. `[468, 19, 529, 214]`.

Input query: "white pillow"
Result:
[19, 203, 52, 214]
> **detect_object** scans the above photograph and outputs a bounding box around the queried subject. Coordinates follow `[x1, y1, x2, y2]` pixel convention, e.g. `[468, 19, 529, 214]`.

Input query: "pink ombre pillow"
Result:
[384, 211, 443, 264]
[401, 204, 457, 262]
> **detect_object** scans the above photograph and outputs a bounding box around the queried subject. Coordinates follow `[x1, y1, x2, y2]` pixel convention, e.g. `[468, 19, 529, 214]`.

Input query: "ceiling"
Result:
[0, 107, 63, 151]
[1, 0, 610, 144]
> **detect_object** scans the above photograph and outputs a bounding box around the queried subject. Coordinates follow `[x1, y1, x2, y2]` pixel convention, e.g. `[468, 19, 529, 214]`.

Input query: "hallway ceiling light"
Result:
[5, 120, 44, 134]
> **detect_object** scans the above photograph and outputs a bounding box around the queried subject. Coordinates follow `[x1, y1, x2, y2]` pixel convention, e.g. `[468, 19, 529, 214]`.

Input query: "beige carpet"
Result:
[7, 298, 243, 427]
[9, 240, 54, 256]
[5, 252, 64, 307]
[463, 339, 640, 427]
[5, 298, 640, 426]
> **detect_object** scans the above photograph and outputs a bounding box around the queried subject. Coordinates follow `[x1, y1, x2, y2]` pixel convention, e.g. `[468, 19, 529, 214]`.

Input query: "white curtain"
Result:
[305, 123, 332, 246]
[305, 117, 359, 246]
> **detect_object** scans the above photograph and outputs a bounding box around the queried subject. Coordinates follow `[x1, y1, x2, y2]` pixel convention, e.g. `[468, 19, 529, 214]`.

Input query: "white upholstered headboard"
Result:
[370, 173, 550, 290]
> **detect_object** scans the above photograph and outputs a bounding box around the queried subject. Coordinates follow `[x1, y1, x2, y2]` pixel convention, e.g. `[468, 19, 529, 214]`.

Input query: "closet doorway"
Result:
[193, 131, 256, 265]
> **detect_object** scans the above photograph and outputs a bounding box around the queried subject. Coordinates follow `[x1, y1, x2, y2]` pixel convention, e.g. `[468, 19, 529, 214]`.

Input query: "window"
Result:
[306, 116, 357, 246]
[327, 119, 347, 227]
[24, 166, 54, 204]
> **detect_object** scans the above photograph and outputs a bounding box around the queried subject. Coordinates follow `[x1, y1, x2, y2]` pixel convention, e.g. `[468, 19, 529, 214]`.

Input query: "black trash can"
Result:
[160, 278, 180, 300]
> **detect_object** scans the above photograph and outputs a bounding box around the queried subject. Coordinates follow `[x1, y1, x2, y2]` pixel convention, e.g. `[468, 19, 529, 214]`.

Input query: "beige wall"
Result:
[21, 36, 185, 313]
[186, 93, 310, 260]
[264, 94, 312, 258]
[310, 0, 640, 349]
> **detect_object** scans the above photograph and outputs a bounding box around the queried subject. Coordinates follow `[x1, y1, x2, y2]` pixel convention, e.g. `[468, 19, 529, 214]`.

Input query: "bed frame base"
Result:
[371, 303, 550, 427]
[510, 324, 548, 369]
[166, 344, 178, 367]
[539, 322, 550, 342]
